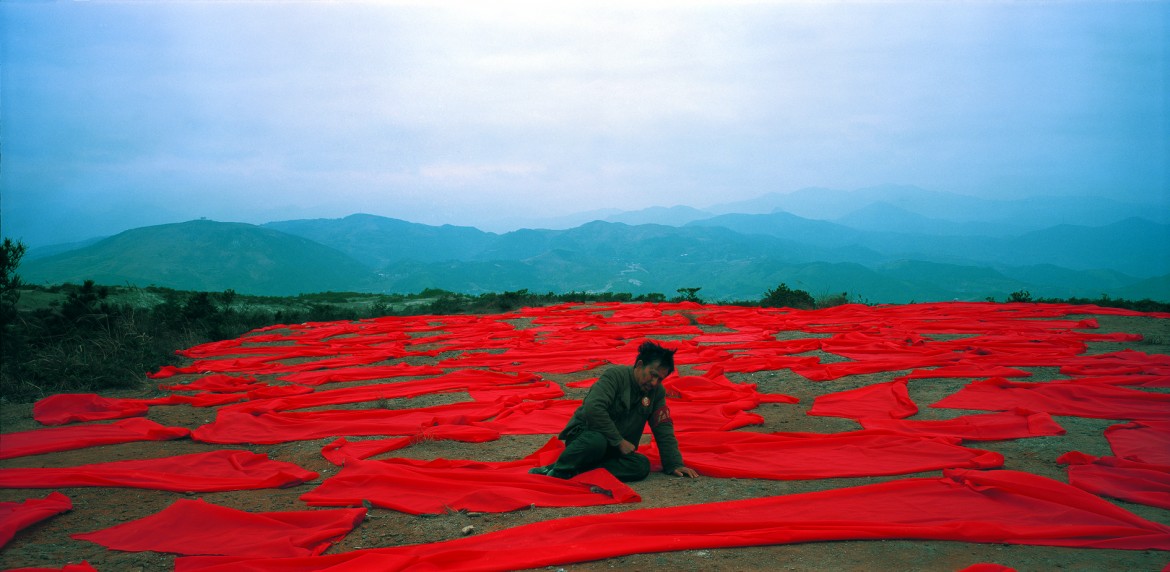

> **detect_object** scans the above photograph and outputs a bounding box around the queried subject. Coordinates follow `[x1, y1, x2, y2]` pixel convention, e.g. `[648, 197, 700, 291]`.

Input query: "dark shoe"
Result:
[529, 465, 572, 479]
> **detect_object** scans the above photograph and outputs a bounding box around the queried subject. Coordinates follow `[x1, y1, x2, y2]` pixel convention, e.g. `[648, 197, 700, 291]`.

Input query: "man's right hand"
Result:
[618, 439, 637, 455]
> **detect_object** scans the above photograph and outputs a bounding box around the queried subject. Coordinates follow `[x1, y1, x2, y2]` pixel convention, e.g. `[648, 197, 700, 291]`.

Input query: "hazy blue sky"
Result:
[2, 1, 1166, 246]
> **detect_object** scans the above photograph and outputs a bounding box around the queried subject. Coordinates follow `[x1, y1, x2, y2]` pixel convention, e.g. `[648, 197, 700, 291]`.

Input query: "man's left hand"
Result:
[671, 466, 699, 478]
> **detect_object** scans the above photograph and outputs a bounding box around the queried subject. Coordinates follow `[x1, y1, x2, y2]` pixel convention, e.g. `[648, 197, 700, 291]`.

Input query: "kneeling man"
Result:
[532, 340, 699, 481]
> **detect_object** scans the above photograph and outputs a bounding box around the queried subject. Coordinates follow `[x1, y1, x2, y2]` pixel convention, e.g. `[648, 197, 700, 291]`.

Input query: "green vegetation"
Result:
[2, 235, 1167, 404]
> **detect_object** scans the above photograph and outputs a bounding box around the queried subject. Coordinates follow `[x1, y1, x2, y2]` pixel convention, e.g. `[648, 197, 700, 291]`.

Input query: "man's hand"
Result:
[618, 439, 637, 455]
[671, 466, 699, 478]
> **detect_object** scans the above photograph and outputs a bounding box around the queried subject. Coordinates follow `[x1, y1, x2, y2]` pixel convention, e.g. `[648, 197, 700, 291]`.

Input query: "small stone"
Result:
[460, 525, 475, 536]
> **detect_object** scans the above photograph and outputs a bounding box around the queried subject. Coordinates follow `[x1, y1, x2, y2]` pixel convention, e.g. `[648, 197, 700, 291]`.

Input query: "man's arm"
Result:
[648, 391, 696, 477]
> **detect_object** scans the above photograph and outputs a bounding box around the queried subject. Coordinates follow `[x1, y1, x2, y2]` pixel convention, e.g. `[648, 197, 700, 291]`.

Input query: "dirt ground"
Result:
[1, 310, 1168, 572]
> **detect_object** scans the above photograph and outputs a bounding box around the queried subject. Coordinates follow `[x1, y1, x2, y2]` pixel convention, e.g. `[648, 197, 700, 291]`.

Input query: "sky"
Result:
[1, 0, 1167, 247]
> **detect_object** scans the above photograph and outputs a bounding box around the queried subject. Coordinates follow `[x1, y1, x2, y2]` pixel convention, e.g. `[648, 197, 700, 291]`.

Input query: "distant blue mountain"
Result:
[17, 187, 1170, 302]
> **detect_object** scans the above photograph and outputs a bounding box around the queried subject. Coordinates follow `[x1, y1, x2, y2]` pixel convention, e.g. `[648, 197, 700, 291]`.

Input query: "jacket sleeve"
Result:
[581, 370, 625, 446]
[649, 390, 685, 473]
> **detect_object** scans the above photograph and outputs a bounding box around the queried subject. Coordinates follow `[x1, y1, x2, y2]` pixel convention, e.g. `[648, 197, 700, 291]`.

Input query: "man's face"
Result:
[634, 360, 670, 394]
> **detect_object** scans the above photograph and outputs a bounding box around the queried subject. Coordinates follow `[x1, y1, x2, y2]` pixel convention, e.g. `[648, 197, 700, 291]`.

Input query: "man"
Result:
[531, 340, 699, 481]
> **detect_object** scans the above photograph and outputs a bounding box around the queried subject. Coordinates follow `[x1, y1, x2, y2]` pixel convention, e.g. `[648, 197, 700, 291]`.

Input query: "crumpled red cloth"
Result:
[858, 409, 1065, 441]
[931, 377, 1170, 420]
[0, 418, 190, 460]
[301, 460, 639, 515]
[33, 394, 154, 425]
[808, 379, 918, 419]
[278, 363, 445, 386]
[192, 401, 511, 445]
[174, 469, 1170, 572]
[219, 371, 546, 414]
[0, 450, 317, 492]
[1058, 451, 1170, 510]
[642, 430, 1002, 479]
[72, 498, 365, 557]
[0, 492, 72, 547]
[158, 374, 267, 393]
[1105, 421, 1170, 465]
[320, 425, 502, 466]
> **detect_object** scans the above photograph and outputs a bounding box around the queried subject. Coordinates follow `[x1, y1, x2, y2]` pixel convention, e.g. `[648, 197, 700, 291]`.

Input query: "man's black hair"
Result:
[636, 340, 676, 375]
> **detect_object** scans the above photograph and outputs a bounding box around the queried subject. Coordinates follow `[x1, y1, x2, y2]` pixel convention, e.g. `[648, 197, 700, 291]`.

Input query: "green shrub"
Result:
[761, 283, 815, 310]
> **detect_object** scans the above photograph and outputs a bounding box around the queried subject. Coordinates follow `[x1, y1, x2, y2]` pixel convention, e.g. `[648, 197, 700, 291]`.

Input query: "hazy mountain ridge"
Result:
[15, 187, 1169, 302]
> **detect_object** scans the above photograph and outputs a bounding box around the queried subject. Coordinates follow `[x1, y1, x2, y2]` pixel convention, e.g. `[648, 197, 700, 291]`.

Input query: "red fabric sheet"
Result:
[158, 374, 267, 393]
[858, 409, 1065, 441]
[72, 498, 365, 557]
[1059, 452, 1170, 510]
[931, 377, 1170, 420]
[642, 430, 1002, 479]
[0, 492, 72, 548]
[220, 370, 545, 414]
[192, 401, 511, 444]
[301, 460, 639, 515]
[320, 426, 502, 466]
[175, 469, 1170, 572]
[1105, 421, 1170, 465]
[0, 418, 190, 460]
[0, 450, 317, 492]
[33, 394, 152, 425]
[808, 379, 918, 419]
[278, 363, 445, 386]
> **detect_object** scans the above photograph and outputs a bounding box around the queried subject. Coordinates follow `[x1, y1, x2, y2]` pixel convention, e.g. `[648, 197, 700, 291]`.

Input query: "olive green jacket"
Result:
[559, 365, 685, 473]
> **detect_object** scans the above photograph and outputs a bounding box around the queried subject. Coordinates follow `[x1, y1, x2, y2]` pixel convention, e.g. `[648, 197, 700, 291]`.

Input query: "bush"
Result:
[761, 283, 815, 310]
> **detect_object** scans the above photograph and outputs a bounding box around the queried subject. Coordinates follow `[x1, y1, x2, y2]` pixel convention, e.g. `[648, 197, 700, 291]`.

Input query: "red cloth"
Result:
[158, 374, 266, 393]
[0, 450, 317, 492]
[72, 498, 365, 557]
[33, 394, 152, 425]
[664, 369, 798, 404]
[278, 363, 445, 386]
[320, 426, 502, 466]
[301, 461, 639, 515]
[0, 492, 72, 547]
[1, 418, 190, 460]
[1105, 421, 1170, 465]
[808, 379, 918, 419]
[858, 409, 1065, 441]
[643, 430, 1003, 479]
[931, 377, 1170, 420]
[219, 371, 544, 414]
[192, 402, 510, 444]
[175, 469, 1170, 572]
[1059, 452, 1170, 510]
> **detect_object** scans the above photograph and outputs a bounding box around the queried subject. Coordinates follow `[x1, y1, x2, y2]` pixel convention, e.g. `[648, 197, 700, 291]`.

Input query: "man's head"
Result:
[633, 341, 676, 395]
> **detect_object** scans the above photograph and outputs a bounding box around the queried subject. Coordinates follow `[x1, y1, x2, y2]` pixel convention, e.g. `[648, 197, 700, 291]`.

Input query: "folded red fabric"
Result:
[858, 409, 1065, 441]
[175, 469, 1170, 572]
[0, 418, 190, 460]
[0, 450, 317, 492]
[808, 378, 918, 419]
[1058, 451, 1170, 510]
[72, 498, 365, 557]
[301, 461, 639, 515]
[0, 492, 72, 547]
[643, 430, 1002, 479]
[1105, 421, 1170, 465]
[931, 377, 1170, 420]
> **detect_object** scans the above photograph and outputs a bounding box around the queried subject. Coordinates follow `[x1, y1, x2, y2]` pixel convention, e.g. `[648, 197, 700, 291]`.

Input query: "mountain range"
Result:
[17, 186, 1170, 303]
